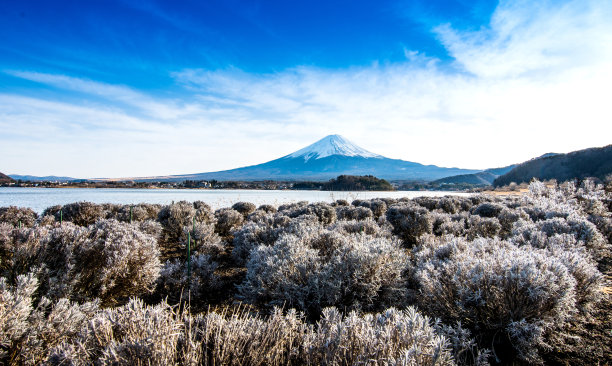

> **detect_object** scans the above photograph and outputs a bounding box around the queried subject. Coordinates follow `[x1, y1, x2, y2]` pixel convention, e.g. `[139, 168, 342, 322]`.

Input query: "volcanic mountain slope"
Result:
[160, 135, 480, 181]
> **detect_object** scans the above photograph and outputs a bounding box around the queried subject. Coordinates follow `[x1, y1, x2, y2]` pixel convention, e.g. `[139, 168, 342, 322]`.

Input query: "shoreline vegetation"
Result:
[0, 178, 610, 364]
[1, 173, 537, 193]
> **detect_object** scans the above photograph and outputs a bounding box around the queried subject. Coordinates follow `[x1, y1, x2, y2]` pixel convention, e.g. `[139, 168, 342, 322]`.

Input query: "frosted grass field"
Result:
[0, 187, 470, 213]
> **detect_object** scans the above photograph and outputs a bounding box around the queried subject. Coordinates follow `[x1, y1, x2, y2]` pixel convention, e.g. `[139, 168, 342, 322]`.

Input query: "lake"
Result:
[0, 187, 470, 213]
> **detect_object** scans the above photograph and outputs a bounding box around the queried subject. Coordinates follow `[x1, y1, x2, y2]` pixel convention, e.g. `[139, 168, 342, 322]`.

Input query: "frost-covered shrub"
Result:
[498, 208, 529, 237]
[21, 297, 98, 365]
[281, 202, 337, 225]
[512, 215, 607, 253]
[0, 225, 49, 282]
[48, 299, 182, 365]
[246, 209, 271, 224]
[135, 219, 163, 238]
[380, 197, 398, 206]
[37, 215, 56, 227]
[304, 202, 336, 225]
[466, 216, 501, 239]
[41, 205, 62, 220]
[114, 203, 162, 223]
[336, 205, 373, 221]
[0, 273, 38, 362]
[157, 254, 218, 303]
[412, 237, 592, 363]
[54, 202, 106, 227]
[588, 214, 612, 244]
[437, 196, 464, 214]
[472, 202, 504, 218]
[303, 307, 453, 366]
[257, 204, 277, 214]
[431, 212, 465, 237]
[158, 202, 216, 256]
[333, 199, 349, 206]
[323, 235, 408, 311]
[158, 201, 196, 243]
[0, 273, 96, 364]
[36, 223, 86, 300]
[232, 221, 279, 265]
[232, 201, 257, 218]
[0, 206, 38, 227]
[330, 219, 382, 237]
[180, 222, 222, 257]
[214, 208, 244, 238]
[238, 235, 322, 313]
[354, 199, 387, 219]
[545, 245, 603, 313]
[232, 214, 323, 265]
[412, 196, 438, 211]
[437, 322, 491, 366]
[386, 203, 433, 246]
[239, 233, 407, 315]
[69, 219, 161, 306]
[190, 307, 306, 366]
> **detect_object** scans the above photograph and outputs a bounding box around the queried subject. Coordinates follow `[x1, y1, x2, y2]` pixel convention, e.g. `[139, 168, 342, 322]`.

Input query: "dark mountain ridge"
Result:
[493, 144, 612, 187]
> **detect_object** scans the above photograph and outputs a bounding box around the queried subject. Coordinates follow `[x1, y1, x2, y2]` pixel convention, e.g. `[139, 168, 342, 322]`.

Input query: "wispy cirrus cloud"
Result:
[2, 0, 611, 177]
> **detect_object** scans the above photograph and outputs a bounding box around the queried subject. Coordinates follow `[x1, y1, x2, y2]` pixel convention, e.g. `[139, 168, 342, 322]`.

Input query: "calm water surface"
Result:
[0, 187, 470, 213]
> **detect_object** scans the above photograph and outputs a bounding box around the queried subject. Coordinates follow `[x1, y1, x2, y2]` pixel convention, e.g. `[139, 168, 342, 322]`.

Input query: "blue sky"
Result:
[1, 0, 611, 178]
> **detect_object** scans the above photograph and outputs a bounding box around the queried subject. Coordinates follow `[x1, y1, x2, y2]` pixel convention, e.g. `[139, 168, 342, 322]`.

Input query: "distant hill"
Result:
[493, 145, 612, 187]
[431, 164, 516, 186]
[432, 171, 498, 186]
[9, 175, 79, 182]
[0, 172, 15, 184]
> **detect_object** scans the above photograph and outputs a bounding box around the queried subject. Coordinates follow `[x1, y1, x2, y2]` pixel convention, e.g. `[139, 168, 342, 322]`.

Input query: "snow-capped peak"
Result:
[286, 134, 382, 162]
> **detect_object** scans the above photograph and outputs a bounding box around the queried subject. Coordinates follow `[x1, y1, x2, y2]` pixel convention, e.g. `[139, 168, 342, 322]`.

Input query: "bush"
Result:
[257, 204, 277, 214]
[214, 208, 244, 238]
[0, 206, 38, 228]
[336, 205, 373, 221]
[20, 297, 98, 365]
[412, 236, 601, 363]
[354, 199, 388, 219]
[54, 202, 106, 226]
[303, 307, 453, 366]
[157, 254, 218, 304]
[158, 202, 216, 258]
[158, 201, 197, 244]
[114, 203, 162, 223]
[239, 233, 407, 316]
[466, 216, 501, 239]
[48, 299, 182, 365]
[472, 202, 504, 218]
[0, 225, 49, 283]
[232, 202, 257, 217]
[330, 219, 383, 236]
[386, 203, 433, 246]
[69, 219, 161, 306]
[281, 202, 337, 225]
[232, 221, 279, 265]
[189, 307, 306, 366]
[0, 273, 38, 363]
[180, 221, 222, 257]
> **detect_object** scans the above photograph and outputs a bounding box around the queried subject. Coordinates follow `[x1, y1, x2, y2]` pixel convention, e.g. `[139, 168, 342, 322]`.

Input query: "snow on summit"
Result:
[286, 134, 382, 162]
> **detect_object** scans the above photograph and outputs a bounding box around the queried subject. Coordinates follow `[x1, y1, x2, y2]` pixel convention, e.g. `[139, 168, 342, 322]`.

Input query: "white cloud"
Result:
[2, 0, 611, 177]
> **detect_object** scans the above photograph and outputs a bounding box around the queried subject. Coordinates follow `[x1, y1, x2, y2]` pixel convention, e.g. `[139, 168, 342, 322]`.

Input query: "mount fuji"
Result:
[157, 135, 480, 181]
